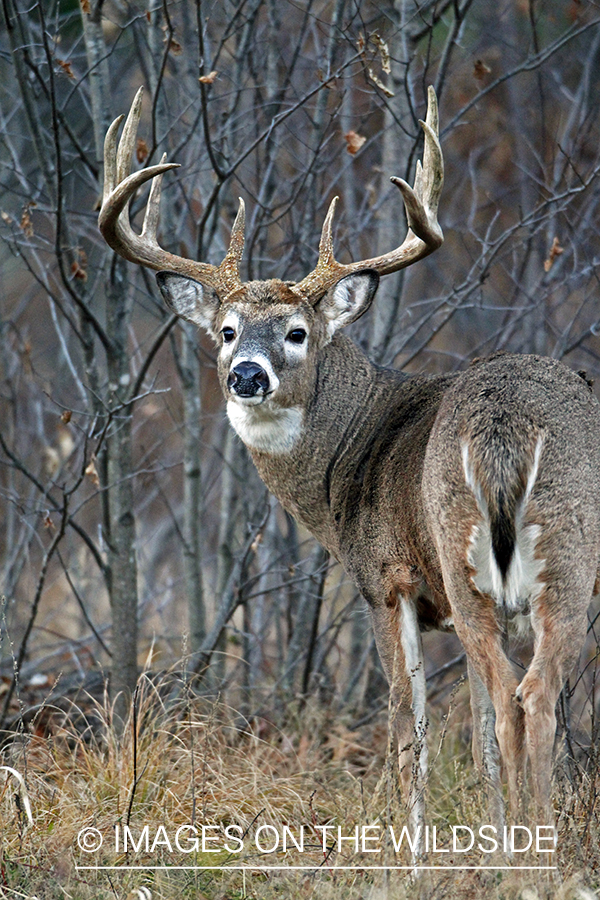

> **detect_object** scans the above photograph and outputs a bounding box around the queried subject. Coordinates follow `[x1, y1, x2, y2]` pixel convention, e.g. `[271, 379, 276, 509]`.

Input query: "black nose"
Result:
[227, 361, 270, 397]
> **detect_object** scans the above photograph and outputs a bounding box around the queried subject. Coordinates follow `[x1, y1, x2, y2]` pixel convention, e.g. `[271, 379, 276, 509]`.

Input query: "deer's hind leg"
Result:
[438, 566, 526, 819]
[467, 658, 504, 830]
[515, 566, 596, 823]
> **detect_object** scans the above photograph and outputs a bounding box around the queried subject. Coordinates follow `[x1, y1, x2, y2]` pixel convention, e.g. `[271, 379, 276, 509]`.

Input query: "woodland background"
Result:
[0, 0, 600, 846]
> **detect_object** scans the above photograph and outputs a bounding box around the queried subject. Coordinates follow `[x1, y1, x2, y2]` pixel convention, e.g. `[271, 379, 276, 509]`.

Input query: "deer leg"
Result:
[371, 597, 427, 834]
[516, 579, 591, 824]
[467, 658, 504, 831]
[441, 576, 525, 818]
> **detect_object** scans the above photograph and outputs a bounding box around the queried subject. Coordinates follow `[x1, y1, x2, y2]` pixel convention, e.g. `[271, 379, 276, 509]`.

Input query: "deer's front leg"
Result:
[371, 596, 427, 832]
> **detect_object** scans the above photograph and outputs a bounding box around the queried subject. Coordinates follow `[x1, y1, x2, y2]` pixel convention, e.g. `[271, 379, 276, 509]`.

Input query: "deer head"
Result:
[99, 87, 443, 453]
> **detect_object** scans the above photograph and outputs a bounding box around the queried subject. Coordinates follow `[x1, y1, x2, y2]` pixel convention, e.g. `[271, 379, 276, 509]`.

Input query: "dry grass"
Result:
[0, 672, 597, 900]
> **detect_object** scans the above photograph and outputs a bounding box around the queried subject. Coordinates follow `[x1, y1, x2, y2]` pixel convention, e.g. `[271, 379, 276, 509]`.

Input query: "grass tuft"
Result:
[0, 671, 597, 899]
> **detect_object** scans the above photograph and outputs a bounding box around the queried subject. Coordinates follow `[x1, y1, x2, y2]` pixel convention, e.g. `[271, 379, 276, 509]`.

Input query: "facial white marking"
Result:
[219, 312, 241, 359]
[286, 313, 309, 332]
[463, 437, 545, 618]
[221, 311, 241, 332]
[227, 401, 304, 454]
[284, 315, 310, 359]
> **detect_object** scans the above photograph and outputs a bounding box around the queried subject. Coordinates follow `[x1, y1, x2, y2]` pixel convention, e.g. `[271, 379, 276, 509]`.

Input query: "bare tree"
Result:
[0, 0, 598, 759]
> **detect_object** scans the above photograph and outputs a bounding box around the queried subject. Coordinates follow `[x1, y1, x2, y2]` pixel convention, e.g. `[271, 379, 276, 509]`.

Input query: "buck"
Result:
[99, 87, 600, 834]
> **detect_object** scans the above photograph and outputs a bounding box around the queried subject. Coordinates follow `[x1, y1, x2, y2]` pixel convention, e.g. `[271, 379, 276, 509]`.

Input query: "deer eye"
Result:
[221, 326, 236, 343]
[286, 328, 307, 345]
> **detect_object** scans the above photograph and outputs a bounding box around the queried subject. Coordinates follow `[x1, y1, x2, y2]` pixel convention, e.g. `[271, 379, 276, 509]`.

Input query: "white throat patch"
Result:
[227, 400, 304, 454]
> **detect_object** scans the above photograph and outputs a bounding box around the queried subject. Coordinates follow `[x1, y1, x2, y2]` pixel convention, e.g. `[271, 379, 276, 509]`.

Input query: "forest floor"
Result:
[0, 670, 597, 900]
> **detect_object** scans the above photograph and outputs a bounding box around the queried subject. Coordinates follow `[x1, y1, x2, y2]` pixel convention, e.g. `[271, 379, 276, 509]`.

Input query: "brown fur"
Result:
[158, 264, 600, 830]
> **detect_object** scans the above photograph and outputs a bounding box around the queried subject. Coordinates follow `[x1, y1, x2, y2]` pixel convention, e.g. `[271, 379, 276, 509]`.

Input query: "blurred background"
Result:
[0, 0, 599, 765]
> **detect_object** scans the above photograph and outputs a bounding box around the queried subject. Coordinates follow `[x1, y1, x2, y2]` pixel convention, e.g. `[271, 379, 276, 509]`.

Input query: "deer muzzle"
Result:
[228, 361, 271, 398]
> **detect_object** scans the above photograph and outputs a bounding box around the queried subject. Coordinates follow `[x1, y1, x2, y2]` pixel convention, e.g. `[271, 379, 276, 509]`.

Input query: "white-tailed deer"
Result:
[99, 87, 600, 835]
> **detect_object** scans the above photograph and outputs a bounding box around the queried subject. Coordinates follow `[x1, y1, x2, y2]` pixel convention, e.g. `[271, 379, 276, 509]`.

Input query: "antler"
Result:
[99, 86, 442, 303]
[292, 86, 444, 303]
[98, 86, 245, 295]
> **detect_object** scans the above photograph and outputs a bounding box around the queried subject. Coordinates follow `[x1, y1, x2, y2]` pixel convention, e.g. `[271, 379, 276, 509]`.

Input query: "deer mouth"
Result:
[229, 389, 275, 407]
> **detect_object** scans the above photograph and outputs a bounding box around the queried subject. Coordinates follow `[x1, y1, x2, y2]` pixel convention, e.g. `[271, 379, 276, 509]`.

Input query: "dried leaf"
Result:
[160, 24, 183, 54]
[20, 210, 33, 237]
[20, 203, 36, 238]
[370, 33, 391, 74]
[57, 58, 75, 79]
[61, 410, 72, 424]
[44, 513, 54, 530]
[567, 0, 582, 23]
[71, 248, 87, 281]
[544, 236, 564, 272]
[136, 138, 149, 164]
[199, 70, 218, 84]
[473, 59, 491, 81]
[367, 68, 394, 97]
[85, 454, 100, 488]
[166, 34, 182, 54]
[344, 130, 367, 155]
[71, 261, 87, 281]
[80, 0, 91, 13]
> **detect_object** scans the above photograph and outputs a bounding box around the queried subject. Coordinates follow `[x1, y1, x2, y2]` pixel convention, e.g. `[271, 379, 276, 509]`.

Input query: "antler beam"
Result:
[99, 87, 443, 304]
[98, 87, 245, 295]
[292, 86, 444, 303]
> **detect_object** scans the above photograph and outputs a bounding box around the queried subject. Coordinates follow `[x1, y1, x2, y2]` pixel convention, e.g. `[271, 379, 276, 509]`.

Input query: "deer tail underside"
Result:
[462, 433, 544, 609]
[488, 484, 518, 581]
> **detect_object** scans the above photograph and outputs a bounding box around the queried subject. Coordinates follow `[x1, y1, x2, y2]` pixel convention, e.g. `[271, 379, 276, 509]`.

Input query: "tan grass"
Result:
[0, 671, 597, 900]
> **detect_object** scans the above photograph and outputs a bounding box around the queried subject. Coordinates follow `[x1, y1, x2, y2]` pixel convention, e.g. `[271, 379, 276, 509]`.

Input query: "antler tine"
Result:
[99, 88, 245, 292]
[317, 196, 338, 266]
[421, 85, 443, 215]
[214, 198, 246, 297]
[117, 86, 143, 185]
[293, 86, 444, 304]
[102, 114, 123, 203]
[142, 152, 168, 242]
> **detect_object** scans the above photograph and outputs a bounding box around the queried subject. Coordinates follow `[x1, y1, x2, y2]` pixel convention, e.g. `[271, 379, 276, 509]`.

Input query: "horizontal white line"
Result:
[76, 865, 558, 871]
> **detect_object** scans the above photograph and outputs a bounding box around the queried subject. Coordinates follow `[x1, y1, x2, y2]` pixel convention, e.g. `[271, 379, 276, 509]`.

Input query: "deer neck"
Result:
[244, 334, 408, 556]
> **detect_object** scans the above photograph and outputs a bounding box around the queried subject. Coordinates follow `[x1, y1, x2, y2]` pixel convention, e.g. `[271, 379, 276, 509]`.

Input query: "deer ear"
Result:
[316, 270, 379, 337]
[156, 271, 221, 333]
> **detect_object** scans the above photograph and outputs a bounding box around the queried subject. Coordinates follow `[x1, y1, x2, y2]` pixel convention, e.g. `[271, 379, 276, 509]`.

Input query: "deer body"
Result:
[220, 311, 600, 829]
[423, 353, 600, 824]
[99, 86, 600, 834]
[246, 331, 452, 606]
